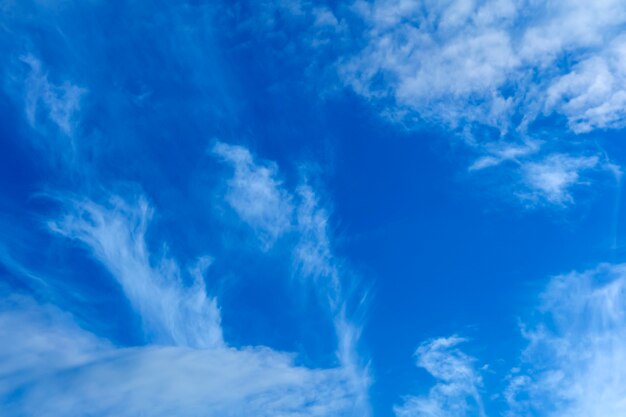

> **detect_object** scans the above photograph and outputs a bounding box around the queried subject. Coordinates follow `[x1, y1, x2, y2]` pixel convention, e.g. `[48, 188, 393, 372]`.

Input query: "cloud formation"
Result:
[20, 54, 85, 138]
[212, 142, 295, 247]
[518, 153, 599, 205]
[49, 194, 223, 349]
[0, 187, 369, 416]
[0, 295, 361, 417]
[507, 263, 626, 417]
[213, 142, 370, 411]
[399, 262, 626, 417]
[342, 0, 626, 134]
[335, 0, 626, 204]
[395, 337, 485, 417]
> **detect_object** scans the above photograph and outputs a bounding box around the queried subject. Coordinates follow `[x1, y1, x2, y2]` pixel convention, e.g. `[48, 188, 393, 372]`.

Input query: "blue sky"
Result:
[2, 1, 626, 416]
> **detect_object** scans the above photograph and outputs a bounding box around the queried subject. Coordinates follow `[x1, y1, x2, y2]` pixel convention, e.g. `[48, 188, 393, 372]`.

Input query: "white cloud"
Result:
[395, 336, 486, 417]
[212, 142, 294, 247]
[519, 153, 598, 205]
[0, 295, 363, 417]
[0, 188, 371, 416]
[212, 143, 370, 411]
[293, 183, 341, 298]
[333, 0, 626, 205]
[48, 194, 224, 349]
[469, 139, 542, 171]
[506, 263, 626, 417]
[544, 36, 626, 133]
[294, 183, 371, 412]
[342, 0, 626, 134]
[20, 54, 85, 137]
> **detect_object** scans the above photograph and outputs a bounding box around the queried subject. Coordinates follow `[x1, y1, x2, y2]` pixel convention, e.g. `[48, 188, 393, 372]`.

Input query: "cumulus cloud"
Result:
[505, 263, 626, 417]
[395, 336, 485, 417]
[238, 0, 625, 205]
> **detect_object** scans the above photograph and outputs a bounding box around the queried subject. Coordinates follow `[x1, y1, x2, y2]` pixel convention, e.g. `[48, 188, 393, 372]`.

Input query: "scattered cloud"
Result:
[0, 294, 362, 417]
[0, 187, 370, 416]
[507, 263, 626, 417]
[20, 54, 86, 137]
[212, 142, 294, 247]
[518, 153, 599, 205]
[341, 0, 626, 134]
[469, 140, 542, 171]
[332, 0, 626, 205]
[395, 336, 486, 417]
[48, 193, 224, 349]
[213, 142, 370, 411]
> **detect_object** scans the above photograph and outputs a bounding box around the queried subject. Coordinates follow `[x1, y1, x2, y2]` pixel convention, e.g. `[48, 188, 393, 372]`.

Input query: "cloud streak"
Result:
[48, 194, 223, 349]
[20, 54, 85, 138]
[213, 141, 371, 413]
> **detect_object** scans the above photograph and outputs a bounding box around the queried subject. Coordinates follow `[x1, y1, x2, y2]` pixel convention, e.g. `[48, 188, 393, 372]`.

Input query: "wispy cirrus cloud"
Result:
[0, 189, 368, 416]
[212, 141, 370, 412]
[48, 194, 223, 349]
[395, 336, 486, 417]
[19, 54, 86, 138]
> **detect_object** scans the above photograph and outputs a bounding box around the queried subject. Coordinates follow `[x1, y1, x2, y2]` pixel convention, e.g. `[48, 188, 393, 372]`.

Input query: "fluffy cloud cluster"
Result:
[232, 0, 625, 206]
[336, 0, 626, 204]
[342, 0, 626, 134]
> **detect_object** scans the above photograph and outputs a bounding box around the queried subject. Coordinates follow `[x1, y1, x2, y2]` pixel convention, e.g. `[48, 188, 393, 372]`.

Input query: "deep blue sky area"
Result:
[2, 1, 626, 417]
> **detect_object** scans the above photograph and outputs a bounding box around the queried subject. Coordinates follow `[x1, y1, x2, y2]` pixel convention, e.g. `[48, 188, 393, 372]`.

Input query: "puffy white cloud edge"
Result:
[398, 262, 626, 417]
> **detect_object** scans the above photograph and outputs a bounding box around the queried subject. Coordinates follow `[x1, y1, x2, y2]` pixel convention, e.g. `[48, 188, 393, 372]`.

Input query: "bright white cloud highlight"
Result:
[507, 263, 626, 417]
[342, 0, 626, 134]
[395, 336, 485, 417]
